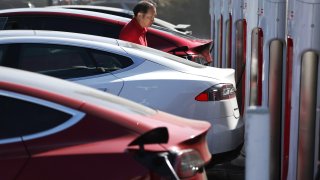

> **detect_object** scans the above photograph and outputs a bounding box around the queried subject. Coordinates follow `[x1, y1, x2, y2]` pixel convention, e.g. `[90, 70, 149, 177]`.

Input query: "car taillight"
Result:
[195, 83, 236, 101]
[129, 148, 206, 179]
[185, 54, 208, 65]
[173, 149, 205, 179]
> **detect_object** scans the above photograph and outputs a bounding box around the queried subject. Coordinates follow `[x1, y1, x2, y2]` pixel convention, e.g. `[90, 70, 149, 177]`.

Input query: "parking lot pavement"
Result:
[205, 151, 245, 180]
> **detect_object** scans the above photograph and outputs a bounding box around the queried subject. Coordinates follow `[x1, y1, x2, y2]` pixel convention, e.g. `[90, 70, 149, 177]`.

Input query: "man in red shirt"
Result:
[119, 1, 156, 46]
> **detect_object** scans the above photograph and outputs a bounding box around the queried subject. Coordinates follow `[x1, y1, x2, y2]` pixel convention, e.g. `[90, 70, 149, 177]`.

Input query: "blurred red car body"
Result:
[0, 66, 211, 180]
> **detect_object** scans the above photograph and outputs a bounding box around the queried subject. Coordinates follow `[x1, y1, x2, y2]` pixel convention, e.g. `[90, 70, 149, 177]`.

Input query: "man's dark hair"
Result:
[133, 1, 156, 17]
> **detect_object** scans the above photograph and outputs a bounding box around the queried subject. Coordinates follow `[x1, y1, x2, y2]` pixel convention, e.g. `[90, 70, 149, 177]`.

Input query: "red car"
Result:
[0, 66, 211, 180]
[0, 8, 212, 65]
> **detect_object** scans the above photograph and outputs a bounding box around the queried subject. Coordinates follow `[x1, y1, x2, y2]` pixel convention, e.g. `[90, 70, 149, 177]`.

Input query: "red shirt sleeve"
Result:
[119, 19, 148, 46]
[119, 26, 134, 42]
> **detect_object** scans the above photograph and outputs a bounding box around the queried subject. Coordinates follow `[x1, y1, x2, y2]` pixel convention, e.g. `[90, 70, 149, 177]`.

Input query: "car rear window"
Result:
[3, 15, 122, 39]
[67, 7, 134, 19]
[0, 94, 72, 138]
[0, 17, 8, 30]
[0, 44, 7, 64]
[91, 50, 133, 71]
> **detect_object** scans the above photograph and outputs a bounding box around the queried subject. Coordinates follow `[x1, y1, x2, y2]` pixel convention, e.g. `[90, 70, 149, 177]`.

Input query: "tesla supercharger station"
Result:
[229, 0, 244, 70]
[242, 0, 259, 109]
[210, 0, 218, 67]
[226, 0, 233, 69]
[211, 0, 319, 178]
[258, 0, 287, 179]
[210, 0, 228, 68]
[227, 0, 247, 115]
[210, 0, 247, 114]
[221, 0, 229, 68]
[210, 0, 222, 68]
[244, 0, 286, 179]
[209, 0, 215, 66]
[285, 0, 320, 179]
[243, 1, 263, 179]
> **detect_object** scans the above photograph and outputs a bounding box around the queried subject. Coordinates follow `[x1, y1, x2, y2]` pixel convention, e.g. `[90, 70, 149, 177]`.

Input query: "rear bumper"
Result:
[206, 116, 244, 154]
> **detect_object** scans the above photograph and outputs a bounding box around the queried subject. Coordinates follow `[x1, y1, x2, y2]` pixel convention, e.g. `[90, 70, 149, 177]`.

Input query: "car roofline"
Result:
[0, 7, 130, 22]
[49, 5, 134, 14]
[0, 29, 118, 44]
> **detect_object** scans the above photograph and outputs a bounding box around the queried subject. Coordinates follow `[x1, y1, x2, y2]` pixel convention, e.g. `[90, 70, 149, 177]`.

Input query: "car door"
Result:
[1, 43, 124, 95]
[0, 92, 29, 180]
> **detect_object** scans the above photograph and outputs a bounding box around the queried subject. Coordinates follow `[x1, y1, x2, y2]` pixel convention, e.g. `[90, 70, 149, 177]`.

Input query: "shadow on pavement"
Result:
[205, 145, 245, 180]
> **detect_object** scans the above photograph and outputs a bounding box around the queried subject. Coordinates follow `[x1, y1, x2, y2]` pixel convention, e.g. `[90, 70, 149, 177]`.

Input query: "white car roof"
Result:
[0, 30, 233, 83]
[0, 30, 202, 68]
[0, 30, 127, 55]
[0, 29, 118, 45]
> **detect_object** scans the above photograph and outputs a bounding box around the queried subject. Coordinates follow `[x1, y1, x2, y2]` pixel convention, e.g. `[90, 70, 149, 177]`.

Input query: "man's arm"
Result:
[119, 27, 135, 42]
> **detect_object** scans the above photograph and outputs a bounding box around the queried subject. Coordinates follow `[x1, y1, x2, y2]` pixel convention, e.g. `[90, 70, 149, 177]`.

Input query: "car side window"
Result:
[0, 17, 8, 30]
[0, 45, 7, 64]
[90, 50, 134, 71]
[4, 16, 42, 30]
[3, 15, 122, 39]
[41, 16, 117, 38]
[18, 43, 104, 79]
[0, 94, 72, 139]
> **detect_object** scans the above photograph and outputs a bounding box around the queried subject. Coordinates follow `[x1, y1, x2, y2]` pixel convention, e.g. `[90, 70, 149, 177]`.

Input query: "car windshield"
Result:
[118, 40, 205, 68]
